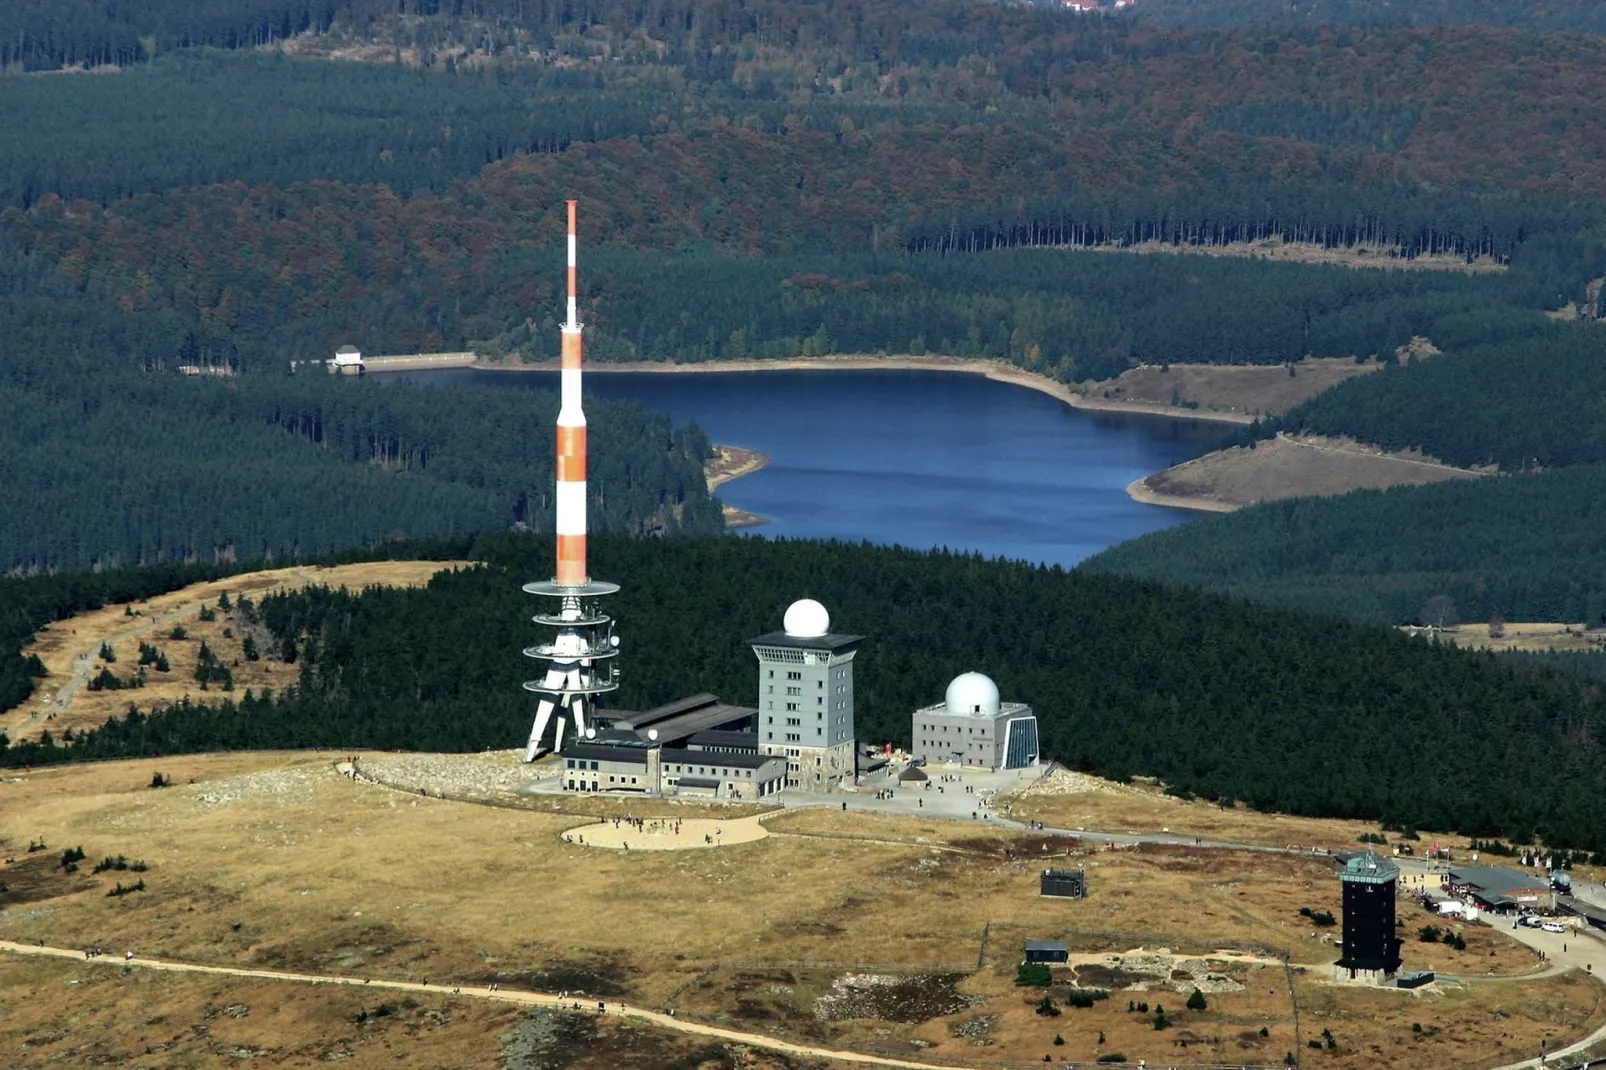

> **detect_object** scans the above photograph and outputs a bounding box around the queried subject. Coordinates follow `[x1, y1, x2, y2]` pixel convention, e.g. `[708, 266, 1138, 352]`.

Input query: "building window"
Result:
[786, 702, 798, 711]
[818, 680, 824, 689]
[767, 670, 773, 678]
[787, 671, 801, 680]
[767, 685, 773, 694]
[590, 761, 599, 770]
[786, 686, 801, 696]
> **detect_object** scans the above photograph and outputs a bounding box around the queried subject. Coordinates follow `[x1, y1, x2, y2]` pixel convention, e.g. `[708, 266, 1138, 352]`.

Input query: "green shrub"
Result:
[1015, 962, 1052, 987]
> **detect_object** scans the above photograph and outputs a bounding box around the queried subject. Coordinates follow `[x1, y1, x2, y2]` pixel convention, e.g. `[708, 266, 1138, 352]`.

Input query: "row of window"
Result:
[914, 723, 991, 736]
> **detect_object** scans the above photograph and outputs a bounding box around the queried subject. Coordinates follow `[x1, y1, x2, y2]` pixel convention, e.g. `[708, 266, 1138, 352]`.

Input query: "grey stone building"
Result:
[911, 672, 1038, 770]
[750, 599, 861, 792]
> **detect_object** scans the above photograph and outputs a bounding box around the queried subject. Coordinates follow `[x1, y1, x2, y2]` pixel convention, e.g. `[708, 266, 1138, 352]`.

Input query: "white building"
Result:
[330, 345, 364, 375]
[911, 672, 1038, 770]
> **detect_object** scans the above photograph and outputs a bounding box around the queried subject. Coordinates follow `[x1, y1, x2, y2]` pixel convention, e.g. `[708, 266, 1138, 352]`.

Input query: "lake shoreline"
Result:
[704, 445, 771, 529]
[1124, 477, 1239, 515]
[470, 355, 1255, 428]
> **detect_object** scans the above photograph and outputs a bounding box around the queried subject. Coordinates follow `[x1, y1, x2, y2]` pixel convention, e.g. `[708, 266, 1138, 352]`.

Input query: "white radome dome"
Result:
[783, 598, 831, 638]
[945, 672, 1001, 717]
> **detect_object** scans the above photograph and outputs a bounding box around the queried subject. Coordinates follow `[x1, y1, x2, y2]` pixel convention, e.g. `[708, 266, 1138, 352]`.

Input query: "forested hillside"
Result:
[8, 1, 1606, 380]
[10, 533, 1606, 852]
[11, 0, 1606, 631]
[1083, 465, 1606, 625]
[1255, 325, 1606, 470]
[1138, 0, 1606, 34]
[0, 236, 722, 573]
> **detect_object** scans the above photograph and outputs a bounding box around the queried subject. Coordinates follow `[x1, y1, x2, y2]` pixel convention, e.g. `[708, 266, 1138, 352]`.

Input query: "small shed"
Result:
[898, 764, 928, 783]
[1024, 939, 1069, 964]
[1040, 868, 1086, 899]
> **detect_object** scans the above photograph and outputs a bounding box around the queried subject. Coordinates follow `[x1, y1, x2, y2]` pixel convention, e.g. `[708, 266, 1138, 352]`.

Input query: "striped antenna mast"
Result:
[520, 198, 621, 762]
[554, 199, 587, 588]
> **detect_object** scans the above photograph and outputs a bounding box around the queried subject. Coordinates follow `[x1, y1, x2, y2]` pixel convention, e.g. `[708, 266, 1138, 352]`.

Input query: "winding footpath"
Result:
[5, 757, 1601, 1069]
[0, 939, 1008, 1070]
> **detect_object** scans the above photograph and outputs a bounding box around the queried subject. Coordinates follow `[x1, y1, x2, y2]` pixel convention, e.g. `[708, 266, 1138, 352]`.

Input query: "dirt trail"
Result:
[0, 940, 982, 1070]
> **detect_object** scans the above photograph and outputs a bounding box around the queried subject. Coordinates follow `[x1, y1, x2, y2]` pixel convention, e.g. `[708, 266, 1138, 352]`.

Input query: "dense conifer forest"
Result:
[7, 4, 1606, 683]
[1091, 324, 1606, 624]
[7, 533, 1606, 852]
[9, 0, 1606, 381]
[0, 234, 722, 573]
[1255, 325, 1606, 471]
[1084, 465, 1606, 626]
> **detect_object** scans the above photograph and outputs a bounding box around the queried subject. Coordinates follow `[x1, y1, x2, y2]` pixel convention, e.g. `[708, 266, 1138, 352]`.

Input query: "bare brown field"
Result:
[9, 561, 469, 743]
[1090, 237, 1508, 275]
[1132, 432, 1485, 512]
[1294, 969, 1606, 1069]
[1416, 621, 1606, 655]
[0, 753, 1579, 1068]
[1003, 777, 1591, 885]
[1088, 357, 1381, 421]
[0, 953, 828, 1070]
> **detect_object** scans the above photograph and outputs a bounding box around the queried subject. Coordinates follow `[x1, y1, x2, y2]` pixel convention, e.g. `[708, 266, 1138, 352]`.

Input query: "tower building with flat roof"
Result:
[749, 599, 860, 792]
[1334, 851, 1403, 984]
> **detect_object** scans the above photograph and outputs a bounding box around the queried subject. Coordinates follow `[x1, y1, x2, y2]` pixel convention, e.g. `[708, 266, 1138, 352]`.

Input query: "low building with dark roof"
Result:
[557, 697, 783, 799]
[1446, 866, 1553, 911]
[1023, 939, 1069, 964]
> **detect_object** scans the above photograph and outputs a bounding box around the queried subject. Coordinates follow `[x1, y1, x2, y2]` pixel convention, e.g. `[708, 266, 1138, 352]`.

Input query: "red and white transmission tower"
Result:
[521, 200, 620, 760]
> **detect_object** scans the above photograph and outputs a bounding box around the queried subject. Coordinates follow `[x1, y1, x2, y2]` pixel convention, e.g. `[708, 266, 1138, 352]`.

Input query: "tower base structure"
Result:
[521, 578, 620, 761]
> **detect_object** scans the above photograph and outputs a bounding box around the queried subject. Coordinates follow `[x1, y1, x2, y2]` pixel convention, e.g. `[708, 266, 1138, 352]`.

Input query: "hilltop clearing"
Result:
[0, 752, 1595, 1068]
[13, 534, 1606, 850]
[6, 561, 468, 745]
[1128, 434, 1483, 512]
[1084, 357, 1383, 423]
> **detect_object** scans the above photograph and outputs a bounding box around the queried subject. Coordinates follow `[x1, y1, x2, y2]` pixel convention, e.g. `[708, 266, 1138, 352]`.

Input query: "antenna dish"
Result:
[648, 729, 659, 741]
[610, 635, 621, 647]
[585, 727, 596, 739]
[783, 598, 830, 638]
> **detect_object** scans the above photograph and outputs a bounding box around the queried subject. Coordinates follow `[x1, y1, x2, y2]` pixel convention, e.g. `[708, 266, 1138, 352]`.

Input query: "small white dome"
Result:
[945, 672, 1000, 717]
[783, 598, 831, 638]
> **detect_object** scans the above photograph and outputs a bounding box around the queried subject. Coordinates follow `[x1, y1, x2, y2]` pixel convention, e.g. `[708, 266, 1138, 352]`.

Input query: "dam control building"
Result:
[911, 672, 1038, 770]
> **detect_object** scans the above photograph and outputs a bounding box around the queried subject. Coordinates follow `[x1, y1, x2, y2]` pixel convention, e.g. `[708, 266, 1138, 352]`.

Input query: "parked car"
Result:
[1542, 922, 1567, 934]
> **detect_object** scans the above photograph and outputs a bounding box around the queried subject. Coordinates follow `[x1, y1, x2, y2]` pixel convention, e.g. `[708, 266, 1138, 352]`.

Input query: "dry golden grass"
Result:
[0, 952, 514, 1067]
[9, 561, 469, 742]
[0, 952, 825, 1070]
[1091, 357, 1381, 420]
[1423, 621, 1606, 654]
[1011, 779, 1399, 852]
[1137, 432, 1483, 512]
[1295, 969, 1606, 1069]
[0, 753, 1584, 1068]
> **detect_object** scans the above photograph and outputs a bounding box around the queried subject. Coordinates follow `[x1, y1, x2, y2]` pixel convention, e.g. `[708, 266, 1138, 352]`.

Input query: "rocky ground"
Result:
[354, 751, 551, 800]
[1010, 767, 1149, 800]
